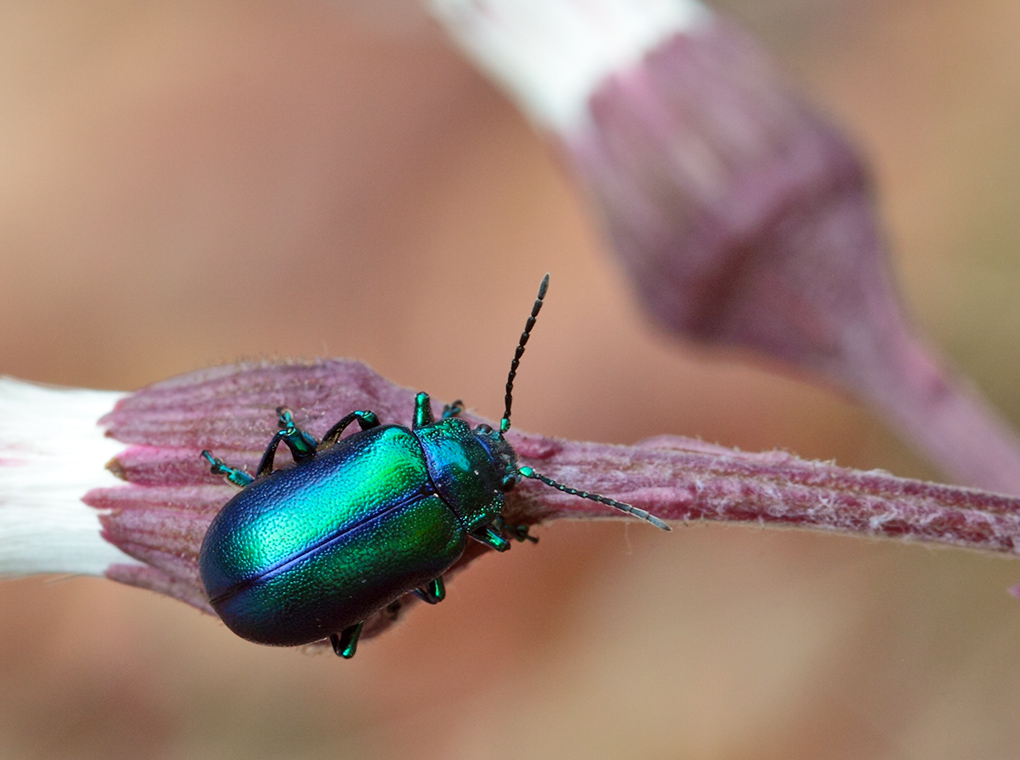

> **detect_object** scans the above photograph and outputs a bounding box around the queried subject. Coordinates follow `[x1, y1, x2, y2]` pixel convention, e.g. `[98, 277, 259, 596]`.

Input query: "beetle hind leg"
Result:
[201, 450, 253, 487]
[330, 621, 364, 659]
[413, 577, 446, 604]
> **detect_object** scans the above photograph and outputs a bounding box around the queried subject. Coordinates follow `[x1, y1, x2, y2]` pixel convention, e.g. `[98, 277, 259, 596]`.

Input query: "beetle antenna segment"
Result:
[501, 273, 550, 434]
[517, 466, 672, 531]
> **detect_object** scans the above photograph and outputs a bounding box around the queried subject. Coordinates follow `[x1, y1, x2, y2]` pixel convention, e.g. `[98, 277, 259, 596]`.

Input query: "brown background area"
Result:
[2, 1, 1020, 757]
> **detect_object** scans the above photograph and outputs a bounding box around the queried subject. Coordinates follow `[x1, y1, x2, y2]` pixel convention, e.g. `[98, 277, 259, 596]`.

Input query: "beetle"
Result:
[199, 274, 670, 658]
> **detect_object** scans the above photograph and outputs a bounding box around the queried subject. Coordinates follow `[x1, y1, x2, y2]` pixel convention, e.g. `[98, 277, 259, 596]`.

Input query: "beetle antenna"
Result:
[518, 466, 671, 531]
[501, 273, 550, 434]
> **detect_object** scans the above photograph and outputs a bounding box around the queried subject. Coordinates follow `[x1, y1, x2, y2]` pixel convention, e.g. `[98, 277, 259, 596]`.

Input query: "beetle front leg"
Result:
[202, 450, 254, 488]
[319, 410, 380, 449]
[493, 516, 539, 544]
[413, 577, 446, 604]
[509, 525, 539, 544]
[330, 622, 364, 659]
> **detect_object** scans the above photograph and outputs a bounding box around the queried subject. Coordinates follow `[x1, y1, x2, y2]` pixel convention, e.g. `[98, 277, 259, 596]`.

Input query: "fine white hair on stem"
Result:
[0, 378, 138, 576]
[427, 0, 711, 131]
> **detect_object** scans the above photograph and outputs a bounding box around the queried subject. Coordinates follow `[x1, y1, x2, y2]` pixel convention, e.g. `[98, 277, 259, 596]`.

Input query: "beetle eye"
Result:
[501, 474, 518, 492]
[476, 424, 493, 435]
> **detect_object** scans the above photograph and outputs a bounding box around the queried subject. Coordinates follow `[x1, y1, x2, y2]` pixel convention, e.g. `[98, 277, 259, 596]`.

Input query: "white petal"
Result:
[0, 378, 141, 576]
[427, 0, 711, 131]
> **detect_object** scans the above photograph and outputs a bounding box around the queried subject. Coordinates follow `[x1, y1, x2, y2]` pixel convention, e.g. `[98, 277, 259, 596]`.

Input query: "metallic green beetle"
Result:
[199, 275, 670, 658]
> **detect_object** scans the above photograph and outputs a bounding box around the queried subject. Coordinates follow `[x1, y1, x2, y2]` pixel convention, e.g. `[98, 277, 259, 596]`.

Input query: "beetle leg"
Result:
[319, 410, 380, 449]
[469, 525, 512, 552]
[276, 407, 318, 461]
[254, 435, 285, 479]
[494, 516, 539, 544]
[413, 392, 435, 428]
[413, 577, 446, 604]
[511, 525, 539, 544]
[201, 450, 253, 488]
[255, 408, 320, 478]
[441, 399, 464, 419]
[330, 622, 364, 659]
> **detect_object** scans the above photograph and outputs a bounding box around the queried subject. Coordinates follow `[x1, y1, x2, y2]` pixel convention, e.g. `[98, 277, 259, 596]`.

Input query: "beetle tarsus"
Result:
[518, 528, 539, 543]
[202, 450, 254, 488]
[510, 523, 539, 544]
[493, 516, 538, 544]
[330, 622, 364, 659]
[441, 400, 464, 419]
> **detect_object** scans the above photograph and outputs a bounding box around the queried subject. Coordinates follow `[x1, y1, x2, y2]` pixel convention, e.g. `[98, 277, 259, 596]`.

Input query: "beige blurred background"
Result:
[2, 1, 1020, 757]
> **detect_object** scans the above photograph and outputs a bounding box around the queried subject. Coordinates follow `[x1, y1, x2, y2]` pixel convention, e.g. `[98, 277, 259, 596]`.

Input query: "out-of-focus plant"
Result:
[427, 0, 1020, 494]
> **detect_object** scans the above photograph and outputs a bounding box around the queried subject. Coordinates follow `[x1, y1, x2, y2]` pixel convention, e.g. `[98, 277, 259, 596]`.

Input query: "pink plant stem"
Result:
[514, 433, 1020, 555]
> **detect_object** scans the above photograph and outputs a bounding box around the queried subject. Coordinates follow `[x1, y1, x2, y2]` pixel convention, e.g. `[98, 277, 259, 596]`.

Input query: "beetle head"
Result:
[470, 423, 520, 493]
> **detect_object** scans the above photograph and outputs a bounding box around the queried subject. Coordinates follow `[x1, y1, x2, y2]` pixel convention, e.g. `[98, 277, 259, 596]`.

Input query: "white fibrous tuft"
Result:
[0, 378, 138, 575]
[427, 0, 710, 131]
